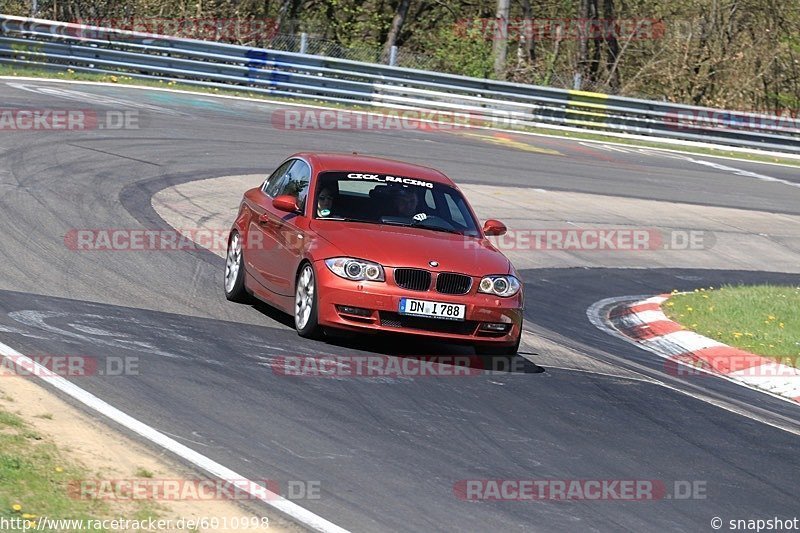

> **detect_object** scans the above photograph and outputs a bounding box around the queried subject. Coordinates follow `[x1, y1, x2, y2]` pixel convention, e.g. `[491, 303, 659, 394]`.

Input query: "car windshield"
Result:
[313, 171, 480, 236]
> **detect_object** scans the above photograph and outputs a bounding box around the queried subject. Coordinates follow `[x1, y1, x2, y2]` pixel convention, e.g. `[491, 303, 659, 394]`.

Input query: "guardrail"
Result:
[1, 14, 798, 154]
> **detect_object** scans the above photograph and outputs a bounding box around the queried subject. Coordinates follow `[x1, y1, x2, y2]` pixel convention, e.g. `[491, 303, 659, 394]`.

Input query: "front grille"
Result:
[394, 268, 431, 291]
[436, 273, 472, 295]
[379, 312, 477, 335]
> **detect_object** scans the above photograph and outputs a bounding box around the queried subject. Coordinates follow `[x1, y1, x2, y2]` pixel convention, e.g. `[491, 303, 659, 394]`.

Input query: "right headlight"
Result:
[325, 257, 385, 282]
[478, 275, 521, 297]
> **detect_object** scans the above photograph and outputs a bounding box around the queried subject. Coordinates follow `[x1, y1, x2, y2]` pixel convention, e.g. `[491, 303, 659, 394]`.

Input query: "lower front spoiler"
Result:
[314, 264, 523, 348]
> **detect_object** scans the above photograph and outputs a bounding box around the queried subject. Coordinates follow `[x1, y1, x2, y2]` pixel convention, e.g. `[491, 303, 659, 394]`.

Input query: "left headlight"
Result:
[478, 275, 521, 297]
[325, 257, 385, 282]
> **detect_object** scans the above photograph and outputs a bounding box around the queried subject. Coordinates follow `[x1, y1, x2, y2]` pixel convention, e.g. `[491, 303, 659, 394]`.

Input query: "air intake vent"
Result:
[394, 268, 431, 291]
[436, 273, 472, 295]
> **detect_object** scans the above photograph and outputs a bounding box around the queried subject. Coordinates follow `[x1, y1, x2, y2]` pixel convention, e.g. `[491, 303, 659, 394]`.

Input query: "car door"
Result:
[245, 160, 293, 294]
[270, 159, 312, 295]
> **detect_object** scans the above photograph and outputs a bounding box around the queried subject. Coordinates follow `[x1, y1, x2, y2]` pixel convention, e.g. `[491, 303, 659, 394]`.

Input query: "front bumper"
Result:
[314, 261, 523, 347]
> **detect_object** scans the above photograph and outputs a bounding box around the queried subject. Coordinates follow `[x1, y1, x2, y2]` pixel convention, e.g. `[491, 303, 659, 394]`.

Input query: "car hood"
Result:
[310, 221, 511, 276]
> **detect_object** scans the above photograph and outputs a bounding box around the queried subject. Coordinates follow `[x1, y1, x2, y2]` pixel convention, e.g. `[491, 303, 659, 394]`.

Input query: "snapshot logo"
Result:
[664, 109, 799, 133]
[69, 18, 280, 42]
[272, 109, 475, 131]
[69, 478, 320, 501]
[271, 355, 486, 378]
[0, 109, 140, 131]
[476, 229, 712, 252]
[0, 354, 139, 378]
[453, 479, 707, 501]
[456, 18, 665, 41]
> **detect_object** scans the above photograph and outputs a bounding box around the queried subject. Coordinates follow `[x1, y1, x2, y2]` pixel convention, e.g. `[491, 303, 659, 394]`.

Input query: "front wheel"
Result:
[224, 231, 250, 302]
[295, 263, 323, 339]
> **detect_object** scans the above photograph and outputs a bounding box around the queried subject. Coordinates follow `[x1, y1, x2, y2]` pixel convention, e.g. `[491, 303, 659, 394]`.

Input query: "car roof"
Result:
[292, 152, 455, 186]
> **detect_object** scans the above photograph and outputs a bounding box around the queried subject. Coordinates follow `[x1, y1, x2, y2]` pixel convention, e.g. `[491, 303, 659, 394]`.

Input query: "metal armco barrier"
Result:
[1, 14, 799, 154]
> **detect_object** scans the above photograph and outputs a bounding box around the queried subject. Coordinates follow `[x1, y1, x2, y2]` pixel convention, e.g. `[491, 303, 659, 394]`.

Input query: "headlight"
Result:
[325, 257, 385, 281]
[478, 275, 520, 297]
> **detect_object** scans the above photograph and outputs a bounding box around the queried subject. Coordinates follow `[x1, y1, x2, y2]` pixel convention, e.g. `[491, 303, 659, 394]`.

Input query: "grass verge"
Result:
[1, 64, 798, 168]
[0, 406, 163, 532]
[663, 285, 800, 365]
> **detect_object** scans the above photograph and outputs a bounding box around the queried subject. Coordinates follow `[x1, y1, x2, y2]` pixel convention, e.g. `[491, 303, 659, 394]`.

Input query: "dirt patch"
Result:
[0, 375, 298, 532]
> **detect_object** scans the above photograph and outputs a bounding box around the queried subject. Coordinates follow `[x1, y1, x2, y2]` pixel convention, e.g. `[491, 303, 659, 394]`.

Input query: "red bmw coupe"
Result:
[224, 153, 523, 355]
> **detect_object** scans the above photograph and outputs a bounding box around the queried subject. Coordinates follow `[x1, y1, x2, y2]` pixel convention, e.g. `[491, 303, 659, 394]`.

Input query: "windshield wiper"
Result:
[318, 216, 372, 223]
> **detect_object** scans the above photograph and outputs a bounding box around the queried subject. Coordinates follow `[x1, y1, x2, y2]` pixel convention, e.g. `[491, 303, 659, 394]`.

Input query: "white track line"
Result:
[0, 340, 350, 533]
[2, 76, 799, 168]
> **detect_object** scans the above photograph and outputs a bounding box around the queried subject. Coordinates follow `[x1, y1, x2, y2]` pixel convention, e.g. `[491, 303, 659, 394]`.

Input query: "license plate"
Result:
[399, 298, 466, 321]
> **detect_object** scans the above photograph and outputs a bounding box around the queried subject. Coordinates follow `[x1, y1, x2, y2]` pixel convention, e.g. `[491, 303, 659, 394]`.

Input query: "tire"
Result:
[224, 231, 250, 302]
[294, 262, 323, 339]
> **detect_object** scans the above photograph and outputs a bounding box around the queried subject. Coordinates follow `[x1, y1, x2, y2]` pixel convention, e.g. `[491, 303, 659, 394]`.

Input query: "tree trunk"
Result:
[492, 0, 510, 79]
[576, 0, 590, 87]
[383, 0, 411, 63]
[517, 0, 535, 65]
[602, 0, 620, 92]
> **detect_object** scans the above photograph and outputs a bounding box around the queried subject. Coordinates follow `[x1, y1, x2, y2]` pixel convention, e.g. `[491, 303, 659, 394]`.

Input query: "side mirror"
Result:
[273, 195, 300, 214]
[483, 219, 507, 236]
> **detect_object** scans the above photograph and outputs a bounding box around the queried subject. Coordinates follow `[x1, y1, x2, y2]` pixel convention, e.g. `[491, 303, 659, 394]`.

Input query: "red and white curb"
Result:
[589, 294, 800, 405]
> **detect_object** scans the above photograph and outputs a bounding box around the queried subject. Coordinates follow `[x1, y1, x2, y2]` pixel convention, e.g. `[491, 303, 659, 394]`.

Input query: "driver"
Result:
[391, 186, 420, 218]
[317, 186, 337, 217]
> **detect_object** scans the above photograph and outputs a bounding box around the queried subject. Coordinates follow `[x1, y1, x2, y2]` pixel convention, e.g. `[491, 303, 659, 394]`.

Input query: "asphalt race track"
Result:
[1, 80, 799, 532]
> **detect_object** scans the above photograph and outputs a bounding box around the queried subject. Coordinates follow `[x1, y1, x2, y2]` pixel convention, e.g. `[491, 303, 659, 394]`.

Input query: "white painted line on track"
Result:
[0, 339, 350, 533]
[3, 76, 799, 168]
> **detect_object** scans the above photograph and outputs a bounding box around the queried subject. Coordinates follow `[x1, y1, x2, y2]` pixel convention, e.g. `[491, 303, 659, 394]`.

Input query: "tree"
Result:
[382, 0, 411, 63]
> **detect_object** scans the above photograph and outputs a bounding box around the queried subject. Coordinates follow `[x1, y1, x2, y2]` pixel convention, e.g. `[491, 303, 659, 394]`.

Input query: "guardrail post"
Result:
[389, 45, 398, 66]
[299, 32, 308, 54]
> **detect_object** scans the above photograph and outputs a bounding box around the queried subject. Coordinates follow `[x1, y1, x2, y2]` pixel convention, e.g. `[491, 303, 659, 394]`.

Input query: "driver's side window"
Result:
[262, 160, 294, 197]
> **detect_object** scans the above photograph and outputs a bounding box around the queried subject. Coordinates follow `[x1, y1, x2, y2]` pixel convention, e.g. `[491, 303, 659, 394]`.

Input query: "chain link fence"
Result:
[262, 33, 439, 71]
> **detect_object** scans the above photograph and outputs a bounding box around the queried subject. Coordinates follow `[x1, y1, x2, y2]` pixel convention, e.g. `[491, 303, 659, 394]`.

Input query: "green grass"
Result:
[0, 407, 164, 532]
[1, 64, 798, 168]
[664, 285, 800, 365]
[134, 467, 154, 479]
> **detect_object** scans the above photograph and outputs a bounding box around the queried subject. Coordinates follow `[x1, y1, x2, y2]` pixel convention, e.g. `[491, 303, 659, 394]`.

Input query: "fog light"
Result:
[336, 305, 372, 317]
[480, 322, 510, 332]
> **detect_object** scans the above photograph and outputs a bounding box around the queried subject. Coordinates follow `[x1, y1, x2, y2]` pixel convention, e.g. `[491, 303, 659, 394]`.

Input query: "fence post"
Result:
[573, 72, 582, 90]
[299, 32, 308, 54]
[389, 45, 398, 66]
